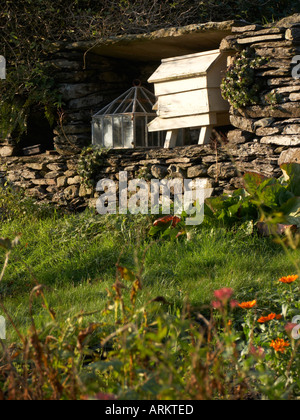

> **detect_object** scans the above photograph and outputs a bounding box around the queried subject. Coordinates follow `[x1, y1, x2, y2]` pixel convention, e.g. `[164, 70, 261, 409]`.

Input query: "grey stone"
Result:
[64, 185, 80, 200]
[57, 176, 68, 188]
[187, 165, 208, 178]
[21, 170, 38, 180]
[227, 130, 254, 144]
[207, 163, 237, 180]
[67, 176, 81, 185]
[0, 146, 16, 157]
[261, 135, 300, 146]
[45, 171, 61, 179]
[230, 115, 256, 133]
[283, 125, 300, 135]
[278, 148, 300, 166]
[151, 165, 168, 179]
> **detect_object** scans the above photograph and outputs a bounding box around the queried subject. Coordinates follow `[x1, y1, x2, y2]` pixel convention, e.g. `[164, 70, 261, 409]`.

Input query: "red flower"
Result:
[214, 288, 234, 303]
[212, 300, 223, 309]
[153, 215, 181, 228]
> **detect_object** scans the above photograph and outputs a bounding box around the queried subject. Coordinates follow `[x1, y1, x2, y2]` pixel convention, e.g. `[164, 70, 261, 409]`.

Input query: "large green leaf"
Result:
[280, 163, 300, 196]
[243, 172, 266, 195]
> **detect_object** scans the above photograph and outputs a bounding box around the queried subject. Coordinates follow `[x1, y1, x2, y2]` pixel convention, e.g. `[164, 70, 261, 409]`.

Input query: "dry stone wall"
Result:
[220, 15, 300, 167]
[0, 140, 281, 210]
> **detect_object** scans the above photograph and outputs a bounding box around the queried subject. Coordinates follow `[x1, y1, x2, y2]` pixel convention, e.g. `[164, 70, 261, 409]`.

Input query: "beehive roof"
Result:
[93, 85, 156, 116]
[148, 49, 221, 84]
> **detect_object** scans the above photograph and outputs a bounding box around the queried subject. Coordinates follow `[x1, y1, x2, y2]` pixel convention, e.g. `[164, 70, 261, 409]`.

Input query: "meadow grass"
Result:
[0, 209, 299, 343]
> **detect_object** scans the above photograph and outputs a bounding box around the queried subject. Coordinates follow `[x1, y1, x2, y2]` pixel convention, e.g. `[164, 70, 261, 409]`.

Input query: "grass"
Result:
[1, 208, 299, 343]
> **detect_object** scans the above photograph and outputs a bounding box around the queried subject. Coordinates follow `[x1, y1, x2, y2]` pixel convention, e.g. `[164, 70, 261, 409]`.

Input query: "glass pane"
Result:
[123, 115, 134, 148]
[92, 119, 103, 147]
[103, 116, 113, 148]
[113, 116, 123, 148]
[135, 117, 146, 147]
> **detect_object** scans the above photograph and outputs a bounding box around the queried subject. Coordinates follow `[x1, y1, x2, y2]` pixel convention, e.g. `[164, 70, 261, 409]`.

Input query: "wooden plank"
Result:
[157, 90, 209, 118]
[199, 126, 213, 144]
[147, 114, 217, 132]
[154, 77, 207, 96]
[157, 87, 228, 119]
[164, 130, 179, 148]
[207, 89, 230, 113]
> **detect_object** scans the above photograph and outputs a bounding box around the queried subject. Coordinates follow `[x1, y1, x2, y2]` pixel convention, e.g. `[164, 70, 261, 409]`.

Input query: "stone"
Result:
[267, 78, 300, 87]
[51, 59, 82, 71]
[275, 14, 300, 28]
[25, 162, 48, 171]
[21, 170, 39, 180]
[151, 165, 168, 179]
[255, 127, 281, 136]
[290, 93, 300, 102]
[167, 165, 186, 179]
[32, 179, 56, 186]
[56, 176, 68, 188]
[45, 171, 61, 179]
[227, 130, 254, 144]
[79, 184, 93, 197]
[278, 148, 300, 165]
[207, 163, 237, 180]
[237, 34, 284, 45]
[283, 125, 300, 135]
[67, 176, 81, 185]
[47, 163, 66, 171]
[261, 135, 300, 146]
[241, 103, 300, 119]
[68, 93, 104, 109]
[64, 185, 79, 200]
[286, 28, 300, 41]
[0, 146, 16, 157]
[58, 83, 101, 101]
[66, 160, 78, 170]
[25, 187, 47, 199]
[232, 24, 263, 33]
[187, 165, 208, 178]
[64, 170, 77, 177]
[253, 118, 275, 129]
[230, 115, 256, 133]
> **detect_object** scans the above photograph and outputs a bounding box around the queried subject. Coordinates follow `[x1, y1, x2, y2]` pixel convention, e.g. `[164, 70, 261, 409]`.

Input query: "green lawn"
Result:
[0, 209, 299, 343]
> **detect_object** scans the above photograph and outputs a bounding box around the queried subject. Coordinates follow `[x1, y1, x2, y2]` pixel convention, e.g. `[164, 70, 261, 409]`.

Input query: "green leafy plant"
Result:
[204, 164, 300, 230]
[77, 146, 110, 187]
[0, 62, 62, 142]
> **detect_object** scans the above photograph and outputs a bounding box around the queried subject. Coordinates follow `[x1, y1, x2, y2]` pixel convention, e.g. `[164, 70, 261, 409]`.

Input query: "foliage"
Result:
[0, 62, 62, 142]
[221, 49, 267, 109]
[77, 146, 110, 187]
[0, 235, 299, 400]
[204, 164, 300, 229]
[0, 185, 58, 223]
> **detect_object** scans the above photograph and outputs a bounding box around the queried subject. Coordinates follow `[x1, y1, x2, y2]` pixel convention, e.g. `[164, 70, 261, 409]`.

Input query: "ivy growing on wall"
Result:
[221, 49, 267, 110]
[78, 146, 110, 187]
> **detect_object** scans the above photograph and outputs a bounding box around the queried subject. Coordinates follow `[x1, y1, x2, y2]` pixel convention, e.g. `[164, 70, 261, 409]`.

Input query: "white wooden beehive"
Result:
[148, 49, 230, 147]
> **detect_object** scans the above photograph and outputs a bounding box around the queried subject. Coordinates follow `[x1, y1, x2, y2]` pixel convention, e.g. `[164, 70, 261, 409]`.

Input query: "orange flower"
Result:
[278, 275, 298, 284]
[257, 313, 276, 323]
[270, 338, 290, 353]
[238, 300, 257, 309]
[275, 314, 283, 320]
